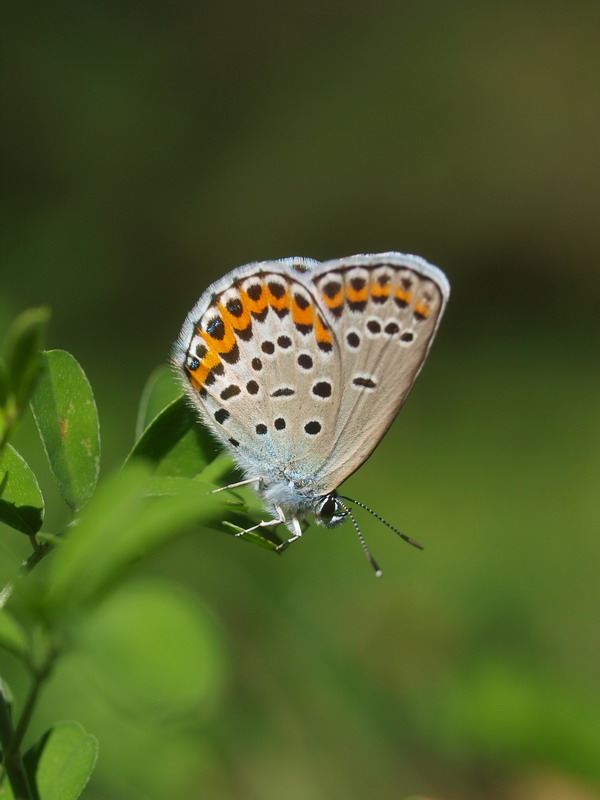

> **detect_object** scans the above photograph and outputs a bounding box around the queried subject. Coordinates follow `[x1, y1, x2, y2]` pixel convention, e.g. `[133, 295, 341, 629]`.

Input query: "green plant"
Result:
[0, 309, 278, 800]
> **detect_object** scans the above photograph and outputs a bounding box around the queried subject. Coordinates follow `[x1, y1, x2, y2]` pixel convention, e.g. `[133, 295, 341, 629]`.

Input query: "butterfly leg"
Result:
[212, 476, 262, 494]
[233, 504, 286, 538]
[275, 516, 303, 553]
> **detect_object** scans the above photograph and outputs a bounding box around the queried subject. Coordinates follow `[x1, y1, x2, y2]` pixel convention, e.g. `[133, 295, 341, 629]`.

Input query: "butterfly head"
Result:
[315, 492, 348, 528]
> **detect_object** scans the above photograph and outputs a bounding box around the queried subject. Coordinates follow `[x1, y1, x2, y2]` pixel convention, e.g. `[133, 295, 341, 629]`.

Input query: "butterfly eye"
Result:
[318, 495, 337, 517]
[317, 494, 346, 523]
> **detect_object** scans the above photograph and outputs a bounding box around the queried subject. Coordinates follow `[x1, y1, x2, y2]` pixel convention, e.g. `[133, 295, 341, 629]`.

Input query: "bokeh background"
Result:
[2, 2, 600, 799]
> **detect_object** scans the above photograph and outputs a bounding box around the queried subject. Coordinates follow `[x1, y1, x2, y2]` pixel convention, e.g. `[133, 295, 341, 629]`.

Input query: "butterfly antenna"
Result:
[337, 499, 382, 578]
[339, 495, 424, 550]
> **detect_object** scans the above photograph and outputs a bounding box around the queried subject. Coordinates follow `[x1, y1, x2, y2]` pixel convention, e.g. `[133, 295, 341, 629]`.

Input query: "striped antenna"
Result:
[337, 498, 382, 577]
[339, 495, 424, 550]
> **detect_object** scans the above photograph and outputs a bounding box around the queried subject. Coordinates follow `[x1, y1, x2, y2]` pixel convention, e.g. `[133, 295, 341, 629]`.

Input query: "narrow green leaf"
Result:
[143, 475, 225, 498]
[142, 475, 279, 547]
[2, 307, 50, 409]
[30, 350, 100, 511]
[127, 396, 220, 477]
[0, 444, 44, 535]
[0, 608, 28, 658]
[221, 520, 281, 550]
[135, 365, 183, 439]
[27, 721, 98, 800]
[44, 465, 233, 613]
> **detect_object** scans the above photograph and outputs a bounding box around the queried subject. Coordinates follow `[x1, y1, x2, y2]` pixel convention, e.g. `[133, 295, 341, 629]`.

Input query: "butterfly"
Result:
[173, 252, 449, 575]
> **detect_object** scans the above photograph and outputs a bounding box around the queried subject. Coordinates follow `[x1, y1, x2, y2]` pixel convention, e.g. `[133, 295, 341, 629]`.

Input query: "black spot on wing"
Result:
[304, 420, 322, 435]
[312, 381, 332, 398]
[221, 343, 240, 364]
[353, 377, 376, 389]
[226, 298, 243, 317]
[214, 408, 229, 424]
[220, 385, 241, 400]
[297, 354, 313, 369]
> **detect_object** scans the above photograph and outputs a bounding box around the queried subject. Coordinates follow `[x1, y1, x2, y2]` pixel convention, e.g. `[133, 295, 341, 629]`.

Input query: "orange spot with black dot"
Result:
[266, 281, 290, 315]
[218, 298, 251, 332]
[291, 294, 315, 328]
[370, 281, 391, 301]
[240, 285, 269, 319]
[395, 287, 413, 306]
[315, 314, 333, 348]
[346, 283, 369, 304]
[320, 279, 344, 315]
[187, 342, 222, 389]
[200, 319, 237, 355]
[413, 301, 431, 319]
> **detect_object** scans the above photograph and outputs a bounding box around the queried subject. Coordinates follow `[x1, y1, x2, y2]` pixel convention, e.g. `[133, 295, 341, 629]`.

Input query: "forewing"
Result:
[173, 260, 343, 480]
[309, 253, 449, 492]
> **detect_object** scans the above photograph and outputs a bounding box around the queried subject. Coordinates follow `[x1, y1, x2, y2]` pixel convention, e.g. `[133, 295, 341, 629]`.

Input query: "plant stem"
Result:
[0, 540, 54, 609]
[1, 653, 55, 799]
[11, 657, 55, 759]
[22, 542, 53, 575]
[0, 679, 35, 800]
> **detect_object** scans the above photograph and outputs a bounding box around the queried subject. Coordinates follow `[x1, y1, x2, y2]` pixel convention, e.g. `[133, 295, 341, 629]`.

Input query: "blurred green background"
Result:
[2, 2, 600, 799]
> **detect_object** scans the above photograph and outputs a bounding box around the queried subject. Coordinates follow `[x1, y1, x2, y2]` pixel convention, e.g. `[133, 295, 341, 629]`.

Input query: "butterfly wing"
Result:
[309, 253, 449, 493]
[173, 259, 344, 489]
[174, 253, 449, 503]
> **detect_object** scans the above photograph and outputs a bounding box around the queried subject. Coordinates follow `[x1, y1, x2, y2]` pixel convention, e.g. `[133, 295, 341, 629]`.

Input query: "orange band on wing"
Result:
[240, 287, 268, 316]
[395, 288, 413, 305]
[217, 300, 251, 332]
[370, 282, 391, 300]
[291, 298, 315, 327]
[346, 284, 369, 303]
[186, 345, 220, 388]
[413, 301, 431, 318]
[322, 289, 344, 309]
[314, 314, 332, 345]
[187, 369, 203, 392]
[266, 286, 290, 313]
[199, 323, 237, 355]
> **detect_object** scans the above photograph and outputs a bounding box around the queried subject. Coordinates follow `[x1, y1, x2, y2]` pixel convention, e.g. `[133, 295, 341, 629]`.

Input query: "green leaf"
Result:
[135, 365, 183, 439]
[26, 721, 98, 800]
[143, 475, 224, 497]
[127, 395, 221, 478]
[44, 464, 235, 614]
[143, 475, 280, 548]
[2, 307, 50, 410]
[0, 444, 44, 534]
[0, 608, 28, 658]
[30, 350, 100, 511]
